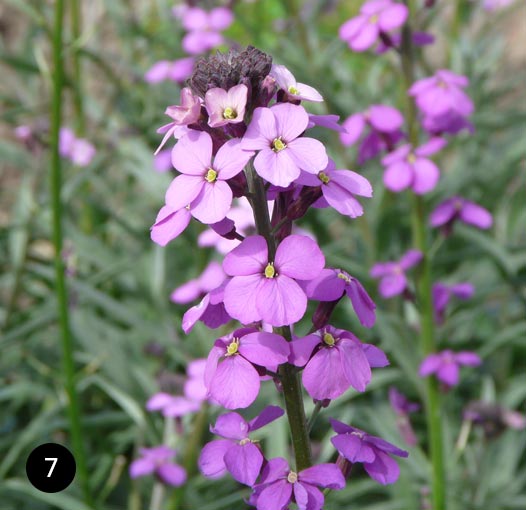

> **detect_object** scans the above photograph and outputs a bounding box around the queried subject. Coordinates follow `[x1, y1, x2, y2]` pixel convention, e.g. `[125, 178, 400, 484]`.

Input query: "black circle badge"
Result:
[26, 443, 76, 493]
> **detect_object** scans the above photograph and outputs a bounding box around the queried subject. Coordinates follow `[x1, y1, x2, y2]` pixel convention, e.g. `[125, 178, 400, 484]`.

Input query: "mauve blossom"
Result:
[271, 64, 323, 102]
[482, 0, 515, 11]
[153, 148, 172, 173]
[330, 418, 408, 485]
[241, 103, 328, 187]
[170, 261, 226, 304]
[15, 125, 32, 141]
[205, 84, 248, 127]
[129, 446, 186, 487]
[290, 326, 389, 400]
[150, 205, 191, 246]
[382, 137, 446, 194]
[429, 196, 493, 230]
[419, 349, 481, 387]
[432, 282, 474, 324]
[166, 131, 254, 224]
[296, 159, 373, 218]
[307, 114, 347, 133]
[204, 328, 289, 409]
[389, 387, 420, 446]
[422, 110, 474, 136]
[301, 268, 376, 328]
[59, 127, 96, 167]
[370, 249, 423, 298]
[223, 235, 325, 326]
[339, 0, 409, 52]
[376, 31, 435, 53]
[409, 70, 473, 120]
[340, 105, 404, 164]
[199, 406, 284, 486]
[250, 457, 345, 510]
[181, 7, 233, 54]
[144, 57, 194, 84]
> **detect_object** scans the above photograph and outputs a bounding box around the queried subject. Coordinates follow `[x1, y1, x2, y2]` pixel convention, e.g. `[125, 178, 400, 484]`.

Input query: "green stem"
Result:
[50, 1, 92, 506]
[401, 3, 446, 510]
[245, 165, 312, 471]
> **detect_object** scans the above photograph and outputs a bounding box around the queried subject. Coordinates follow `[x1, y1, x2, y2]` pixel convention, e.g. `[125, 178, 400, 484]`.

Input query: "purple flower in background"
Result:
[432, 282, 474, 324]
[330, 418, 408, 485]
[184, 358, 208, 402]
[205, 84, 248, 127]
[223, 235, 325, 326]
[199, 406, 284, 486]
[150, 205, 191, 246]
[339, 0, 409, 52]
[296, 159, 373, 218]
[59, 127, 96, 167]
[419, 349, 482, 387]
[409, 70, 473, 121]
[241, 103, 328, 187]
[144, 57, 194, 84]
[166, 131, 254, 224]
[250, 457, 345, 510]
[370, 249, 423, 298]
[340, 105, 404, 164]
[482, 0, 515, 11]
[170, 261, 226, 304]
[181, 6, 233, 54]
[129, 446, 186, 487]
[153, 148, 173, 173]
[271, 64, 323, 102]
[204, 328, 289, 409]
[389, 387, 420, 446]
[382, 137, 446, 194]
[307, 114, 347, 132]
[302, 268, 376, 328]
[376, 31, 435, 53]
[422, 110, 474, 136]
[290, 325, 389, 400]
[429, 196, 493, 231]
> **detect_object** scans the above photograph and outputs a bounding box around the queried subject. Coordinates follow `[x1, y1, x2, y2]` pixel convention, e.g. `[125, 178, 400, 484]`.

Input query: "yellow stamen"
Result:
[226, 339, 239, 356]
[272, 137, 287, 152]
[323, 333, 336, 346]
[318, 171, 330, 184]
[407, 153, 416, 164]
[264, 263, 276, 278]
[239, 438, 251, 446]
[369, 14, 378, 23]
[288, 85, 300, 95]
[205, 168, 218, 182]
[287, 471, 298, 483]
[337, 272, 350, 283]
[223, 106, 237, 120]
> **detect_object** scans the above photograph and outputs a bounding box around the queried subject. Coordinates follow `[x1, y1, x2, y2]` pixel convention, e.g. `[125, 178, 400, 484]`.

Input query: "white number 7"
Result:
[45, 457, 58, 477]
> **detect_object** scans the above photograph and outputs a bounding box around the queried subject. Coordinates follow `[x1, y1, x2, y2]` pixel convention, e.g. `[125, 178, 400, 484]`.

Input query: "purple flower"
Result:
[166, 131, 254, 224]
[153, 148, 173, 173]
[241, 103, 328, 187]
[339, 0, 409, 52]
[296, 159, 373, 218]
[419, 349, 481, 387]
[388, 387, 420, 446]
[307, 114, 347, 132]
[146, 392, 201, 417]
[482, 0, 515, 11]
[409, 70, 473, 120]
[429, 196, 493, 231]
[290, 325, 389, 400]
[59, 127, 96, 167]
[144, 58, 194, 84]
[223, 235, 325, 326]
[376, 31, 435, 54]
[129, 446, 186, 487]
[150, 205, 191, 246]
[370, 249, 423, 298]
[432, 282, 474, 324]
[204, 328, 289, 409]
[181, 7, 233, 55]
[382, 137, 446, 195]
[250, 457, 345, 510]
[199, 406, 284, 486]
[270, 64, 323, 102]
[170, 261, 226, 304]
[205, 84, 248, 128]
[330, 418, 408, 485]
[340, 105, 404, 164]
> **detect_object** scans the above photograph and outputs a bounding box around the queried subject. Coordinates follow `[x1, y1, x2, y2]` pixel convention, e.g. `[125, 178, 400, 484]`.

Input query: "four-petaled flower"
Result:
[205, 327, 289, 409]
[199, 406, 284, 486]
[429, 196, 493, 231]
[170, 261, 226, 304]
[330, 418, 408, 485]
[419, 349, 481, 387]
[290, 325, 389, 400]
[129, 446, 187, 487]
[241, 103, 328, 187]
[223, 235, 325, 326]
[250, 457, 345, 510]
[432, 281, 474, 324]
[205, 84, 248, 127]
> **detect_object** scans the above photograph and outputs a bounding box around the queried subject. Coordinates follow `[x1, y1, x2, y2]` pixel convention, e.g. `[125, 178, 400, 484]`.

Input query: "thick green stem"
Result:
[245, 165, 312, 471]
[50, 0, 92, 506]
[401, 3, 446, 510]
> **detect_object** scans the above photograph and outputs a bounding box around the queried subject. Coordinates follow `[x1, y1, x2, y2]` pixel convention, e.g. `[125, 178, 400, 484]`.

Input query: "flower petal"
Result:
[165, 174, 204, 211]
[331, 433, 376, 463]
[171, 130, 212, 175]
[272, 103, 309, 142]
[460, 201, 493, 229]
[256, 480, 292, 510]
[211, 412, 249, 440]
[157, 463, 187, 487]
[249, 405, 285, 432]
[151, 206, 191, 246]
[242, 107, 277, 150]
[224, 442, 264, 486]
[214, 138, 254, 180]
[339, 340, 372, 392]
[223, 235, 268, 276]
[289, 334, 321, 367]
[363, 450, 400, 485]
[287, 137, 329, 175]
[299, 463, 346, 489]
[254, 147, 300, 187]
[223, 274, 264, 324]
[198, 439, 231, 478]
[302, 347, 349, 400]
[383, 161, 413, 192]
[257, 277, 307, 327]
[412, 158, 440, 194]
[191, 180, 233, 224]
[239, 332, 290, 369]
[129, 458, 155, 478]
[275, 235, 325, 280]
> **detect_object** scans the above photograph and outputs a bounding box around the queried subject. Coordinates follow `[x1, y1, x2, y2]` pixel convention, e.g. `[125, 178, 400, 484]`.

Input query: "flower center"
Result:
[454, 199, 463, 211]
[264, 262, 276, 278]
[226, 338, 239, 356]
[288, 85, 300, 95]
[272, 137, 287, 152]
[318, 171, 330, 184]
[239, 438, 251, 446]
[351, 431, 365, 439]
[407, 153, 416, 164]
[223, 106, 237, 120]
[369, 14, 379, 23]
[323, 333, 336, 346]
[287, 471, 298, 483]
[205, 168, 218, 182]
[337, 272, 351, 283]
